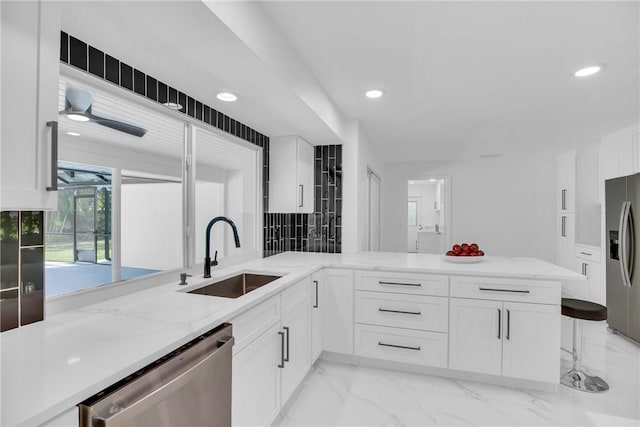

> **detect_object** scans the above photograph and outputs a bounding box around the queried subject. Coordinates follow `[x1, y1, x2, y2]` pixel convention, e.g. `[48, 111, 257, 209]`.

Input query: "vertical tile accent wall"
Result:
[264, 145, 342, 257]
[0, 211, 45, 332]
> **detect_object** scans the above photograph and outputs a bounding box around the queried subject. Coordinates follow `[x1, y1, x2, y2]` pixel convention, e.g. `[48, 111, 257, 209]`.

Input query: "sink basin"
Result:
[188, 273, 281, 298]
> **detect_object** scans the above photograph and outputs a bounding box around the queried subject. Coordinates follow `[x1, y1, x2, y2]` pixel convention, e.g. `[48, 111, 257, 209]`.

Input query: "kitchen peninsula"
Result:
[1, 252, 583, 427]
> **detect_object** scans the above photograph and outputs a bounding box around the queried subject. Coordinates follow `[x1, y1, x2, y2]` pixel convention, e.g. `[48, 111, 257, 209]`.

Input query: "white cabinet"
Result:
[323, 269, 354, 354]
[310, 271, 323, 362]
[449, 298, 503, 375]
[449, 297, 560, 383]
[556, 151, 576, 269]
[232, 323, 282, 427]
[268, 135, 314, 213]
[231, 278, 311, 427]
[599, 127, 639, 180]
[1, 0, 60, 210]
[569, 245, 602, 304]
[280, 301, 310, 403]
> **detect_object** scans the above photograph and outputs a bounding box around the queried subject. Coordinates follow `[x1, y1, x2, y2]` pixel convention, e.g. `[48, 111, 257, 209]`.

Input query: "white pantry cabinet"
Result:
[449, 297, 560, 383]
[556, 151, 576, 269]
[280, 301, 310, 403]
[322, 269, 354, 354]
[310, 271, 323, 362]
[1, 0, 60, 210]
[268, 135, 314, 213]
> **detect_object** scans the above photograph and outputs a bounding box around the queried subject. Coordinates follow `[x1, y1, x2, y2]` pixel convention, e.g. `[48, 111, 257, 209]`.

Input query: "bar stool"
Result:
[560, 298, 609, 392]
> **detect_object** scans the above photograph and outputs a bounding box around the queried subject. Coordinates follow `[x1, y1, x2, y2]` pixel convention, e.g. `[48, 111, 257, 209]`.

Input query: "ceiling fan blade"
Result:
[89, 114, 148, 137]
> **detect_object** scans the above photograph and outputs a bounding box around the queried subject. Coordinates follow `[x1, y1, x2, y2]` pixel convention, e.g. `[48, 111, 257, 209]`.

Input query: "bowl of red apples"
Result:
[443, 243, 485, 263]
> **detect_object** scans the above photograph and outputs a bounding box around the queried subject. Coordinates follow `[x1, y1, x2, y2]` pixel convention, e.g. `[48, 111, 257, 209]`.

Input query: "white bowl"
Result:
[442, 255, 485, 264]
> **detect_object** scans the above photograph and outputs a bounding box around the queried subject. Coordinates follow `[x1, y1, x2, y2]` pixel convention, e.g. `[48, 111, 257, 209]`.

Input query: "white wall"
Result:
[121, 182, 183, 270]
[382, 153, 557, 262]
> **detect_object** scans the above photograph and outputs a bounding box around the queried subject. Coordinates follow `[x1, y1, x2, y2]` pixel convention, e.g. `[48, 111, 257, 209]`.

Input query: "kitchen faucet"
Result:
[204, 216, 241, 278]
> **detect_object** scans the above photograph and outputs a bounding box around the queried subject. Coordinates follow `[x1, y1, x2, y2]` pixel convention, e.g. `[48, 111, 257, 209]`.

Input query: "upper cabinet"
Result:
[268, 136, 314, 213]
[557, 151, 576, 213]
[599, 125, 640, 181]
[1, 1, 60, 211]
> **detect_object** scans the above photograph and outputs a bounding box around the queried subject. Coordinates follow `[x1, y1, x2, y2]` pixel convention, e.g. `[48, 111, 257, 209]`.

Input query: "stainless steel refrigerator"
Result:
[606, 175, 640, 342]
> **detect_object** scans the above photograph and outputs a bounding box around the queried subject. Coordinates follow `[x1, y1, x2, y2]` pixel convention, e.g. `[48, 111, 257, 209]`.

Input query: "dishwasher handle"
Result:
[82, 325, 234, 427]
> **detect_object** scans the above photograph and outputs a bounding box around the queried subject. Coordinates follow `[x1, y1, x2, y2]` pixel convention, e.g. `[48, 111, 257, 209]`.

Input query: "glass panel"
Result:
[21, 211, 43, 246]
[0, 211, 19, 290]
[21, 247, 44, 325]
[408, 201, 417, 226]
[0, 289, 19, 332]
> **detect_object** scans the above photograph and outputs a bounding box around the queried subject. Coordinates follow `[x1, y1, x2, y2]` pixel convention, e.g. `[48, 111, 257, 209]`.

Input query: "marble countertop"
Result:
[1, 252, 583, 426]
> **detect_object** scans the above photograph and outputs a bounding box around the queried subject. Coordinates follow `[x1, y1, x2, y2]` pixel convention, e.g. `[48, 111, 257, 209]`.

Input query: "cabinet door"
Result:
[296, 138, 314, 213]
[501, 302, 560, 383]
[281, 300, 310, 404]
[449, 298, 503, 376]
[310, 271, 323, 362]
[1, 1, 59, 210]
[323, 269, 354, 354]
[232, 323, 282, 427]
[557, 213, 574, 269]
[557, 154, 575, 212]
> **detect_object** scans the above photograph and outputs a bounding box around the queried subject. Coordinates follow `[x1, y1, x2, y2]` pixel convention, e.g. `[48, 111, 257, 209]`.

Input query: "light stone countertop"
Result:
[0, 251, 583, 426]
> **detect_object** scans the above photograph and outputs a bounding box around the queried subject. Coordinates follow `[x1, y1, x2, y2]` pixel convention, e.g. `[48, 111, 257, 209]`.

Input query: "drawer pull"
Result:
[378, 308, 421, 316]
[579, 251, 592, 256]
[378, 341, 421, 351]
[478, 287, 530, 294]
[378, 281, 421, 287]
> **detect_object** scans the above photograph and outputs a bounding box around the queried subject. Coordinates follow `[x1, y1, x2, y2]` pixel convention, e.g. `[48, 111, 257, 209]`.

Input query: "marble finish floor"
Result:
[274, 323, 639, 426]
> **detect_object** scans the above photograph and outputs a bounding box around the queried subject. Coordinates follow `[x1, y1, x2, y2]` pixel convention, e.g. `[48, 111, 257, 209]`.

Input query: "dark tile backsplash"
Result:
[264, 145, 342, 257]
[1, 211, 44, 332]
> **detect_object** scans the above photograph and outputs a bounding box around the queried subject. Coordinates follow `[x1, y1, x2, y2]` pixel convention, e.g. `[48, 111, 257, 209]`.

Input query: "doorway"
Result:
[407, 179, 449, 254]
[73, 192, 97, 263]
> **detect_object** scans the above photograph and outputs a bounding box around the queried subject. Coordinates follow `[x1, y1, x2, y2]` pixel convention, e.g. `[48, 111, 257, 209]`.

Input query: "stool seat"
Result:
[561, 298, 607, 321]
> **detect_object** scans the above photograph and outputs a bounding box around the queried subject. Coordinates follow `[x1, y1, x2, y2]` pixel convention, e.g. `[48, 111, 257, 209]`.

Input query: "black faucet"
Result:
[204, 216, 241, 278]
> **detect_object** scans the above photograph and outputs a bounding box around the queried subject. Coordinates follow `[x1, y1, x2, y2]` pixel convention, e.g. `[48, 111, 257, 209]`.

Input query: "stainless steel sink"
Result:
[188, 273, 281, 298]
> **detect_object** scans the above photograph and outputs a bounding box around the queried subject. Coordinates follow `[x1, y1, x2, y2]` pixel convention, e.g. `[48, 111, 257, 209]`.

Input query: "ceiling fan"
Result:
[60, 86, 147, 137]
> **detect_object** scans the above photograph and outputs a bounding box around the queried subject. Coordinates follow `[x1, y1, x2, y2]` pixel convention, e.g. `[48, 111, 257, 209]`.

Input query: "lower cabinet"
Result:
[323, 269, 354, 354]
[449, 298, 560, 383]
[232, 322, 282, 427]
[281, 301, 311, 403]
[310, 271, 323, 362]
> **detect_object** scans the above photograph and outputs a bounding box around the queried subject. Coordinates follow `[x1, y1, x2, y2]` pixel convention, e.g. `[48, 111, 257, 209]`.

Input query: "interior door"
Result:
[407, 197, 421, 253]
[605, 177, 628, 334]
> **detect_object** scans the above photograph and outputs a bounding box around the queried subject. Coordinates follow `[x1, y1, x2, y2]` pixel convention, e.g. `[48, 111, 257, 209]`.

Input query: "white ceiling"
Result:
[61, 1, 639, 163]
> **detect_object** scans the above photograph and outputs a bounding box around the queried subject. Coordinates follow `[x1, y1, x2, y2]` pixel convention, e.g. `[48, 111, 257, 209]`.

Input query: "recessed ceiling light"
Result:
[217, 92, 238, 102]
[163, 102, 183, 111]
[66, 131, 81, 136]
[66, 113, 90, 122]
[574, 65, 601, 77]
[429, 179, 436, 182]
[409, 181, 415, 185]
[365, 89, 384, 99]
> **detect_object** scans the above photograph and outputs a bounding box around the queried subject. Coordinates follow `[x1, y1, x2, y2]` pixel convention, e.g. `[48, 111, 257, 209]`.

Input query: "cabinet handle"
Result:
[506, 309, 511, 340]
[378, 281, 421, 287]
[299, 185, 304, 207]
[579, 251, 592, 256]
[497, 309, 502, 339]
[561, 189, 567, 210]
[46, 121, 58, 191]
[283, 326, 290, 362]
[561, 216, 567, 237]
[479, 287, 530, 294]
[313, 280, 319, 308]
[378, 308, 421, 316]
[378, 341, 421, 351]
[582, 262, 588, 278]
[277, 331, 285, 368]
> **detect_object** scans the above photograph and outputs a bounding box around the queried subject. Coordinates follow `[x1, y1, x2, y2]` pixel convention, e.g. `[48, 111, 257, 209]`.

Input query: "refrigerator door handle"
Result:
[620, 201, 632, 288]
[628, 203, 635, 285]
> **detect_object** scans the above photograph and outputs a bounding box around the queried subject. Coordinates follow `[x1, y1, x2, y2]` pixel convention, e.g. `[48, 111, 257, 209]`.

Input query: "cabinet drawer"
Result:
[282, 276, 310, 314]
[354, 324, 447, 368]
[574, 245, 601, 263]
[450, 276, 560, 305]
[230, 295, 281, 353]
[355, 291, 448, 332]
[356, 270, 448, 296]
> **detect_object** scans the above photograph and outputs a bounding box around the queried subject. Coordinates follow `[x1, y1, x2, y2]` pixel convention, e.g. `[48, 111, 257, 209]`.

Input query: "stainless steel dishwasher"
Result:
[79, 323, 233, 427]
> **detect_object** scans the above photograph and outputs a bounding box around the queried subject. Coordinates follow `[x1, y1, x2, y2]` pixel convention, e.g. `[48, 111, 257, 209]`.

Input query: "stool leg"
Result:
[561, 318, 609, 393]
